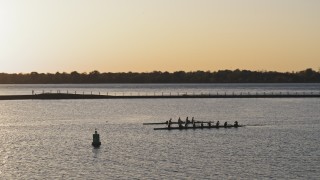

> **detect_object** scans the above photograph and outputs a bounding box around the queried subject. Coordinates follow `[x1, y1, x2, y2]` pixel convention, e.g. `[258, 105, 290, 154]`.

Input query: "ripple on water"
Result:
[0, 96, 319, 179]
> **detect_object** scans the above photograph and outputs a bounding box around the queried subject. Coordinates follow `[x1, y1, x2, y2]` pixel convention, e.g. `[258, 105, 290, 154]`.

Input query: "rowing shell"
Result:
[143, 121, 213, 125]
[154, 125, 244, 130]
[143, 122, 182, 125]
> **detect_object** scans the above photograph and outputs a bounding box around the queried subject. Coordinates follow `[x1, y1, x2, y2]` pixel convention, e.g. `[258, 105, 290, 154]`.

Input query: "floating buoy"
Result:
[92, 129, 101, 148]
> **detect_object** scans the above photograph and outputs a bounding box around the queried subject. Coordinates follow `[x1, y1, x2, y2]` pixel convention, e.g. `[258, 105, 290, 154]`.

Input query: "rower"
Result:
[193, 122, 196, 128]
[224, 122, 228, 128]
[168, 120, 171, 129]
[191, 117, 194, 124]
[208, 122, 211, 127]
[216, 121, 220, 127]
[186, 117, 189, 124]
[178, 117, 182, 124]
[201, 122, 204, 128]
[234, 121, 239, 128]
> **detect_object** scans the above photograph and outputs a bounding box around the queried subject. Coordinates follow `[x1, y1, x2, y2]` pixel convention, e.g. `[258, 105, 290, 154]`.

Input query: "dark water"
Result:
[0, 84, 319, 179]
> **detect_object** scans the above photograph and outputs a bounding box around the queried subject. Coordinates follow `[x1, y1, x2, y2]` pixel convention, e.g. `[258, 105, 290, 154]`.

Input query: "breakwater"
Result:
[1, 92, 320, 100]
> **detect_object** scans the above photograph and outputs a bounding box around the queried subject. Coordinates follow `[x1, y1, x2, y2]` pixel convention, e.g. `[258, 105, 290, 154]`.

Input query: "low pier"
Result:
[0, 91, 320, 100]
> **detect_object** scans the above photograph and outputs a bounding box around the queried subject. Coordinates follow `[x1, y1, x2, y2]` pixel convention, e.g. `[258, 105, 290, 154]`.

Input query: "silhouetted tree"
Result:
[0, 68, 319, 84]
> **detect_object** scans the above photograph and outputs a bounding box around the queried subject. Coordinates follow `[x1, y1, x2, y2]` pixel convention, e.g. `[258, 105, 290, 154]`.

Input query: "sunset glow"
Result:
[1, 0, 320, 73]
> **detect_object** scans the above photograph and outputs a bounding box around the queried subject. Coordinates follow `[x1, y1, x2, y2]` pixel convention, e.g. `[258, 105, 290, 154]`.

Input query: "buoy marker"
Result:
[92, 128, 101, 148]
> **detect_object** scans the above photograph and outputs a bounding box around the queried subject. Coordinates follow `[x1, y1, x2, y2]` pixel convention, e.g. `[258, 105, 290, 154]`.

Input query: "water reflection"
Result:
[1, 83, 320, 95]
[0, 95, 319, 179]
[92, 147, 100, 159]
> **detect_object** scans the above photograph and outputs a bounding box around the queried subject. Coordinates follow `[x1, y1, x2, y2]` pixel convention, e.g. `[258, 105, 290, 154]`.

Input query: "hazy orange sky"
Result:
[1, 0, 319, 73]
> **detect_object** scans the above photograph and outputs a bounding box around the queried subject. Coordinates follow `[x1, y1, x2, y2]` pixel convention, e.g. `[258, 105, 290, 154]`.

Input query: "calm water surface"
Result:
[0, 84, 319, 179]
[0, 83, 320, 95]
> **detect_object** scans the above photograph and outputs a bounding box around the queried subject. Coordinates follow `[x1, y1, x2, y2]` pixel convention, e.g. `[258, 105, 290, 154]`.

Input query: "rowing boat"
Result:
[154, 125, 244, 130]
[143, 121, 213, 125]
[143, 122, 185, 125]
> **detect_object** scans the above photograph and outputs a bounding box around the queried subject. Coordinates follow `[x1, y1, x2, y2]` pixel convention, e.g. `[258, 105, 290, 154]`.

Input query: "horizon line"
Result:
[1, 68, 318, 74]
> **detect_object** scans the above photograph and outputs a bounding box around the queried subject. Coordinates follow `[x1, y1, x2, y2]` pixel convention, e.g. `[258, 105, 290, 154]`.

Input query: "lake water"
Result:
[0, 84, 319, 179]
[0, 83, 320, 96]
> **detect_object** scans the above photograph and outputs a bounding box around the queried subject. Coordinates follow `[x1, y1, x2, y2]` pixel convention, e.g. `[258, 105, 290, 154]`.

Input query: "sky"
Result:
[0, 0, 320, 73]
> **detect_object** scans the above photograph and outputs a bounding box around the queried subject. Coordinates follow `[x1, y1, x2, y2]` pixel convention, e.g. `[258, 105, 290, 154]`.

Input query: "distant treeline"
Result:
[0, 68, 319, 84]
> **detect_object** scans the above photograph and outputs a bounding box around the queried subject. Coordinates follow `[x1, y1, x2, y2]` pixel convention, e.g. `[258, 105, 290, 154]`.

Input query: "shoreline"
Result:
[0, 93, 320, 100]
